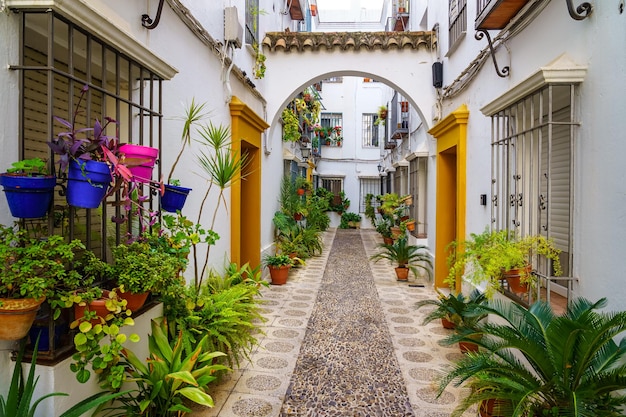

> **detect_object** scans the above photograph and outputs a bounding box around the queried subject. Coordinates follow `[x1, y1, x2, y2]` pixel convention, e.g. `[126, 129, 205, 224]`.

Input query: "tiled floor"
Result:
[190, 228, 474, 417]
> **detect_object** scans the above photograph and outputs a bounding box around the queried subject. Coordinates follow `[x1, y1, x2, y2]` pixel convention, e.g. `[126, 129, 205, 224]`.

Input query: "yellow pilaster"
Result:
[428, 105, 469, 292]
[229, 97, 269, 269]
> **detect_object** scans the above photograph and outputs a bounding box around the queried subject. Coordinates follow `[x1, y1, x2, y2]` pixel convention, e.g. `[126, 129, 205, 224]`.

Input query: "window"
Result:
[321, 112, 343, 130]
[17, 11, 163, 258]
[393, 166, 408, 197]
[362, 114, 380, 148]
[359, 178, 381, 213]
[490, 84, 576, 278]
[409, 157, 427, 237]
[320, 178, 343, 203]
[245, 0, 259, 46]
[448, 0, 467, 51]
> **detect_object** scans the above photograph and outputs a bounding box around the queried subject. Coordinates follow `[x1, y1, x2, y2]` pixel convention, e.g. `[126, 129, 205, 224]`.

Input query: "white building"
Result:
[0, 0, 625, 414]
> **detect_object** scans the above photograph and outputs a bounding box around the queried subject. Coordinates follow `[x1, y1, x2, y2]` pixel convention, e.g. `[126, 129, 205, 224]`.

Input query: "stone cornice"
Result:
[262, 31, 435, 52]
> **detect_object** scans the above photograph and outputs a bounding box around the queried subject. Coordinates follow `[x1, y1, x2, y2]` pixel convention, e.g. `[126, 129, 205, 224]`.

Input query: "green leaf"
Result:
[177, 387, 214, 407]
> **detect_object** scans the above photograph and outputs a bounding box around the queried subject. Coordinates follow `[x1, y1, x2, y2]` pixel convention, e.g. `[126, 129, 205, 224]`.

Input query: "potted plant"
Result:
[263, 253, 294, 285]
[0, 158, 57, 219]
[446, 228, 562, 297]
[416, 289, 488, 352]
[281, 107, 301, 142]
[438, 297, 626, 417]
[110, 240, 182, 311]
[0, 224, 109, 340]
[375, 105, 387, 125]
[370, 236, 433, 281]
[340, 212, 362, 229]
[161, 99, 208, 212]
[375, 217, 394, 245]
[47, 85, 116, 209]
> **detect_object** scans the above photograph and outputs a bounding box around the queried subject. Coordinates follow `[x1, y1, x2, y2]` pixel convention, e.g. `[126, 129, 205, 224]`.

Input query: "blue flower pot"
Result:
[161, 184, 192, 212]
[67, 159, 112, 209]
[0, 174, 56, 218]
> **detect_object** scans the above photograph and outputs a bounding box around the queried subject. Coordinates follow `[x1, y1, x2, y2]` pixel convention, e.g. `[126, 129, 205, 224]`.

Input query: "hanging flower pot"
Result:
[161, 184, 192, 213]
[0, 297, 45, 341]
[119, 143, 159, 183]
[0, 174, 56, 218]
[503, 264, 532, 294]
[66, 158, 112, 209]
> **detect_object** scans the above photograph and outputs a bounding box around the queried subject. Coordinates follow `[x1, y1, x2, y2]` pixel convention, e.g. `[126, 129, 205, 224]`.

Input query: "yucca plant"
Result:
[439, 297, 626, 417]
[193, 122, 250, 289]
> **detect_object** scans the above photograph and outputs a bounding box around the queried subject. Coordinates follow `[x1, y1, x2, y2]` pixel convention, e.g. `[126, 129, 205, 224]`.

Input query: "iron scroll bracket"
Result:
[141, 0, 166, 30]
[566, 0, 593, 20]
[475, 29, 509, 78]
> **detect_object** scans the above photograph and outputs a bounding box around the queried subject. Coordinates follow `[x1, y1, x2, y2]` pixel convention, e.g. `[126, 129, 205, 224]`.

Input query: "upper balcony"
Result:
[475, 0, 531, 30]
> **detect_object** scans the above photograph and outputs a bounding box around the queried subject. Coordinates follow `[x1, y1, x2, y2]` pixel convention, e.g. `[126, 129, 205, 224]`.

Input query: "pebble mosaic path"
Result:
[190, 228, 474, 417]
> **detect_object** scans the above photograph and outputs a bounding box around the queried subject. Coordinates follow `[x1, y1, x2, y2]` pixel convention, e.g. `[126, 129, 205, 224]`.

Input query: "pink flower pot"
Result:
[119, 144, 159, 183]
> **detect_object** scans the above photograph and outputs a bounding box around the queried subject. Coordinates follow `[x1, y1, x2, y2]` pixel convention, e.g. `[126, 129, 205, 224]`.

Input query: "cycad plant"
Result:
[439, 297, 626, 417]
[370, 236, 433, 280]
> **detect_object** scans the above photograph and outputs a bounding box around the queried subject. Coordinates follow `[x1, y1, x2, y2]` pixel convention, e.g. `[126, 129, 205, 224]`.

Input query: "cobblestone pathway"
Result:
[280, 229, 414, 416]
[192, 228, 473, 417]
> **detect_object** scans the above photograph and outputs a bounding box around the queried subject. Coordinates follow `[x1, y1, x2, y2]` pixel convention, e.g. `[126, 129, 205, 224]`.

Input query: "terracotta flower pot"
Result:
[0, 297, 45, 341]
[395, 266, 409, 281]
[268, 265, 290, 285]
[118, 290, 150, 312]
[479, 399, 509, 417]
[503, 264, 532, 293]
[441, 317, 456, 329]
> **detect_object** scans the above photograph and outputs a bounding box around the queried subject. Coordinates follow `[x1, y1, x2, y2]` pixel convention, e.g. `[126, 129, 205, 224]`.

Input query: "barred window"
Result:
[359, 178, 381, 213]
[17, 11, 163, 258]
[448, 0, 467, 51]
[362, 114, 380, 148]
[320, 178, 343, 195]
[321, 112, 343, 130]
[246, 0, 259, 45]
[491, 84, 576, 278]
[409, 157, 427, 237]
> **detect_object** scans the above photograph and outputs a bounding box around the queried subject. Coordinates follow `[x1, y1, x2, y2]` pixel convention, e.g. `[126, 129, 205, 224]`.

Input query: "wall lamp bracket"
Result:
[566, 0, 592, 20]
[142, 0, 165, 30]
[475, 29, 509, 78]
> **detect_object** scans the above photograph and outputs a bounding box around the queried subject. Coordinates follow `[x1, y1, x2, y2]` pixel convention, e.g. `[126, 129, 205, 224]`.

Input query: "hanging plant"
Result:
[281, 108, 300, 142]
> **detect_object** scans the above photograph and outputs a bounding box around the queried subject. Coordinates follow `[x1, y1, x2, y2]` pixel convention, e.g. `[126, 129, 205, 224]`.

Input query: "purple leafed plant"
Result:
[48, 85, 119, 173]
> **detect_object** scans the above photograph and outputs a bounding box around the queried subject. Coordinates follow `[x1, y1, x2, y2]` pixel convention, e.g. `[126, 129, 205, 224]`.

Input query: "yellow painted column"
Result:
[428, 105, 469, 292]
[229, 97, 269, 269]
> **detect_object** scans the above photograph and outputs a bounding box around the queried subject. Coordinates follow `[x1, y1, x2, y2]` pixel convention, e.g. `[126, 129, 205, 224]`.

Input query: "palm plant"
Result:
[370, 237, 433, 280]
[439, 297, 626, 417]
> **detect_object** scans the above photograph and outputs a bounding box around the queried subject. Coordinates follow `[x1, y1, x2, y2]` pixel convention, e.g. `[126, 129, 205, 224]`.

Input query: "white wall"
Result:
[427, 1, 626, 311]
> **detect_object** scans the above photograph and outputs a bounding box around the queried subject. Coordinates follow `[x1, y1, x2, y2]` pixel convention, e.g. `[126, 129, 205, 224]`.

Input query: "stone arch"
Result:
[261, 31, 437, 152]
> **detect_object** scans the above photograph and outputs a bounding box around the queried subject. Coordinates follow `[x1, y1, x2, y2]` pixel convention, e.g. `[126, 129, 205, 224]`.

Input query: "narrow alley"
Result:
[194, 229, 472, 417]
